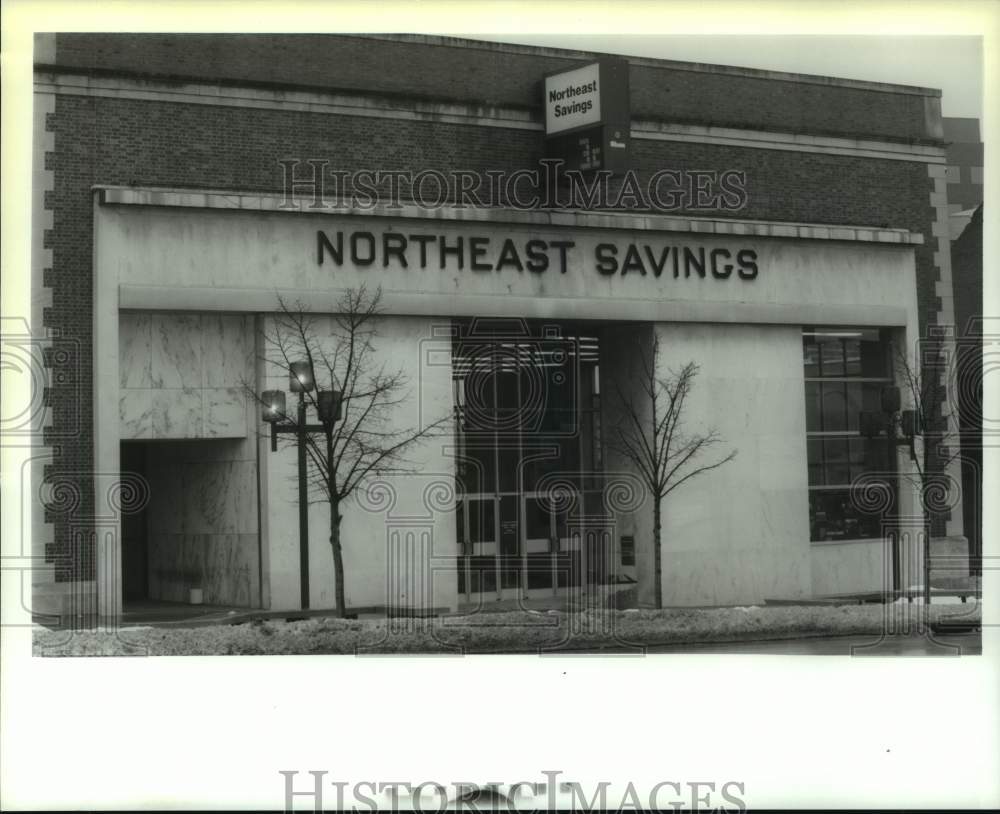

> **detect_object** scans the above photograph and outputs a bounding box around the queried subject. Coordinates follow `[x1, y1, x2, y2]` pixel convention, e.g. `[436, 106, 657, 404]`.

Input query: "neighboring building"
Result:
[943, 117, 984, 239]
[942, 117, 983, 579]
[951, 203, 984, 576]
[30, 34, 966, 620]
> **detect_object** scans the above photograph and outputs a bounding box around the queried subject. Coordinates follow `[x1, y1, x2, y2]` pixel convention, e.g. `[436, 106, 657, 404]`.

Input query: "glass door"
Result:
[453, 320, 606, 604]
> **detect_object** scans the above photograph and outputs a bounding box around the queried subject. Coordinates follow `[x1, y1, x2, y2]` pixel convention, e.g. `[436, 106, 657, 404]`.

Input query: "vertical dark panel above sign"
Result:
[543, 58, 632, 175]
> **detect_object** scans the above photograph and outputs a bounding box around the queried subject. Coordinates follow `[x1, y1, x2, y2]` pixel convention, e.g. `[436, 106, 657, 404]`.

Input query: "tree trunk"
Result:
[653, 497, 663, 610]
[330, 496, 346, 617]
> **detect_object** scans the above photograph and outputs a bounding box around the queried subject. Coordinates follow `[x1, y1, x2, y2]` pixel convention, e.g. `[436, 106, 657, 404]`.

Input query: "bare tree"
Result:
[608, 333, 737, 609]
[891, 341, 966, 605]
[251, 285, 450, 616]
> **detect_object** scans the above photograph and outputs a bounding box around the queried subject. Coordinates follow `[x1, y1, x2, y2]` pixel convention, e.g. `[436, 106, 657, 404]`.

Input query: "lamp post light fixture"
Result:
[262, 362, 342, 611]
[317, 389, 343, 424]
[859, 385, 921, 462]
[261, 389, 286, 424]
[289, 360, 315, 393]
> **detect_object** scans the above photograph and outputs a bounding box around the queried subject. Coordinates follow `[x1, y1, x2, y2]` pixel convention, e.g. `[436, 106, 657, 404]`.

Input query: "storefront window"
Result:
[802, 328, 894, 541]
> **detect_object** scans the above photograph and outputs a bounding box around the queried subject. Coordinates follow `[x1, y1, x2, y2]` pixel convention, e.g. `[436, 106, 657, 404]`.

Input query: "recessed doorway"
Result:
[452, 318, 613, 605]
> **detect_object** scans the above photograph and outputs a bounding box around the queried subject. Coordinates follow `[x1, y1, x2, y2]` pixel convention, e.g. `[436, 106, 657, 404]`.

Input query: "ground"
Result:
[33, 602, 981, 656]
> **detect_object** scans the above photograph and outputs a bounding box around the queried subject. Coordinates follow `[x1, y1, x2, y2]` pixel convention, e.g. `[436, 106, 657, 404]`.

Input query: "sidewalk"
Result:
[646, 631, 982, 656]
[33, 602, 982, 656]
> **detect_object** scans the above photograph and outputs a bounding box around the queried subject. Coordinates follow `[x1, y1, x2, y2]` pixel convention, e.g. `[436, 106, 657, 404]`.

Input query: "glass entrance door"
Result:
[453, 319, 606, 603]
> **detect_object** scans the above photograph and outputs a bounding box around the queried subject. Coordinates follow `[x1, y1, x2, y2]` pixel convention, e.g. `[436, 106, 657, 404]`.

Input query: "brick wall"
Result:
[46, 33, 939, 143]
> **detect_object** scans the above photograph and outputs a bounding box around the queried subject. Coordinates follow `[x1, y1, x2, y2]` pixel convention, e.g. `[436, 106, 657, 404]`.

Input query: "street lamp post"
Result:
[262, 362, 342, 611]
[859, 384, 926, 604]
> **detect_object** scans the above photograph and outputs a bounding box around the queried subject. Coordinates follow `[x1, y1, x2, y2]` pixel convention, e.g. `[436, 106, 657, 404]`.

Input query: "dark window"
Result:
[525, 497, 552, 540]
[802, 328, 894, 542]
[620, 535, 636, 567]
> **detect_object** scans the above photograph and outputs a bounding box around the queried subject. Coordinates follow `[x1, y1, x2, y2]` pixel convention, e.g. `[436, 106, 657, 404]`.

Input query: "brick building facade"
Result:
[30, 34, 967, 618]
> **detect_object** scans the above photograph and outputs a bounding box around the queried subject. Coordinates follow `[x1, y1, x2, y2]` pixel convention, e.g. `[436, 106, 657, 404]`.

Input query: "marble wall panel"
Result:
[119, 390, 153, 439]
[147, 533, 204, 604]
[175, 460, 257, 535]
[144, 438, 260, 607]
[119, 313, 152, 388]
[204, 387, 247, 438]
[201, 315, 253, 388]
[202, 533, 258, 607]
[233, 462, 258, 534]
[180, 462, 212, 535]
[119, 314, 251, 439]
[146, 532, 258, 607]
[151, 314, 203, 389]
[152, 388, 203, 438]
[190, 461, 231, 534]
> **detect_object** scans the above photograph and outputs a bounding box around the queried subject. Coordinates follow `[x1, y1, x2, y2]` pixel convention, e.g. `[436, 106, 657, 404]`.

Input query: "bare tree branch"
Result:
[243, 286, 451, 615]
